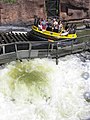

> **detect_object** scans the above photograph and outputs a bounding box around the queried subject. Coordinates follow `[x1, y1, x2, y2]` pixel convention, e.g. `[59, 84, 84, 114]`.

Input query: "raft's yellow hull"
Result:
[32, 25, 77, 40]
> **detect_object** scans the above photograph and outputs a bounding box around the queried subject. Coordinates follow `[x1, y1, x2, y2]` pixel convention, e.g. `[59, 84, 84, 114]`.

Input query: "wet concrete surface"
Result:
[0, 25, 31, 32]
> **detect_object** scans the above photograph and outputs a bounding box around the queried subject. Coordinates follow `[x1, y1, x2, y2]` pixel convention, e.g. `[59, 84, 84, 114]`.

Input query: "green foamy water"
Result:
[0, 59, 53, 104]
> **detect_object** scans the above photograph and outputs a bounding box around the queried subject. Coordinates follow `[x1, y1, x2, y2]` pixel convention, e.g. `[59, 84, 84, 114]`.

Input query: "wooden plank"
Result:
[8, 33, 17, 42]
[11, 33, 20, 42]
[0, 36, 4, 44]
[15, 33, 24, 41]
[22, 33, 28, 39]
[19, 33, 28, 41]
[0, 33, 8, 44]
[4, 34, 13, 43]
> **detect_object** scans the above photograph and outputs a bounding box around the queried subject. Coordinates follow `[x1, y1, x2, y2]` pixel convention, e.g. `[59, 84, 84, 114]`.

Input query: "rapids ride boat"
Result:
[32, 25, 77, 41]
[29, 16, 77, 41]
[27, 17, 77, 49]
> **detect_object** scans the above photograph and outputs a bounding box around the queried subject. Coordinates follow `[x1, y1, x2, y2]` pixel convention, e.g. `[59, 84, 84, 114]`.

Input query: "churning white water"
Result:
[0, 54, 90, 120]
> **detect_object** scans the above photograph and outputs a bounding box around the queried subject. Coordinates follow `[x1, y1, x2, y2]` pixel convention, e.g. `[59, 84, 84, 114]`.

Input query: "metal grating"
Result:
[0, 32, 28, 44]
[45, 0, 60, 18]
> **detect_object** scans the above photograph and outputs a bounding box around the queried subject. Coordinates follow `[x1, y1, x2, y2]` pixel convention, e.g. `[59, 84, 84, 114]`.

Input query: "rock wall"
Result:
[61, 0, 90, 20]
[0, 0, 90, 25]
[0, 0, 46, 25]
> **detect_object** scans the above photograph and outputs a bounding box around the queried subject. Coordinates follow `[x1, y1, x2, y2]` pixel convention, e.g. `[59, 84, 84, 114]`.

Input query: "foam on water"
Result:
[0, 55, 90, 120]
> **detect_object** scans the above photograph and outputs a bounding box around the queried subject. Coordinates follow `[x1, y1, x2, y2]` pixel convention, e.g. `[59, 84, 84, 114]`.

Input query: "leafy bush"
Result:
[1, 0, 16, 3]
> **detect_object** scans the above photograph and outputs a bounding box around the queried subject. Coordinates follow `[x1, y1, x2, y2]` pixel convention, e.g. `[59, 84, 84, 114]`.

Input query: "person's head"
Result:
[41, 18, 43, 21]
[53, 18, 56, 22]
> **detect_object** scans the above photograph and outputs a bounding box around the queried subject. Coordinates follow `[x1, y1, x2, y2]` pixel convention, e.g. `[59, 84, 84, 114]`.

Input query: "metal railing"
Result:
[0, 33, 90, 65]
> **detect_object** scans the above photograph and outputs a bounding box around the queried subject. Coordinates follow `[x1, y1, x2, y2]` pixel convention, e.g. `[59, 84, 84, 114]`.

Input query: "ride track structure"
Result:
[0, 31, 90, 65]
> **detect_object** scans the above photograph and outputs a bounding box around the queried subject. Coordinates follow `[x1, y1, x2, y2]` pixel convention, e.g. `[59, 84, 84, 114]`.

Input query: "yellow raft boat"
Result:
[32, 25, 77, 40]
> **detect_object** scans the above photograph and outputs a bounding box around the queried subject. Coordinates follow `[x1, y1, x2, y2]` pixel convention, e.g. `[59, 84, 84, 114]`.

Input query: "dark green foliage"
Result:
[1, 0, 16, 3]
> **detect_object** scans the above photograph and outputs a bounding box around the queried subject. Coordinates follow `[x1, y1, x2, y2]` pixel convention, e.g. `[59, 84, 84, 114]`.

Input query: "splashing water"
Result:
[0, 55, 90, 120]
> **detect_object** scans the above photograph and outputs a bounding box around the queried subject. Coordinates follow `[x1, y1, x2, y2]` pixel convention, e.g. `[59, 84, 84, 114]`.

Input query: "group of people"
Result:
[34, 16, 76, 34]
[34, 17, 64, 33]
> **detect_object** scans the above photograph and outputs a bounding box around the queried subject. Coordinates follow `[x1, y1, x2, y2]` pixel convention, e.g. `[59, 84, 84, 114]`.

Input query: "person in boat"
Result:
[65, 23, 76, 34]
[58, 20, 63, 32]
[34, 16, 40, 27]
[46, 18, 52, 31]
[38, 18, 43, 30]
[38, 18, 47, 31]
[41, 18, 47, 31]
[64, 23, 69, 31]
[69, 24, 76, 34]
[52, 18, 58, 33]
[60, 23, 76, 36]
[60, 23, 70, 36]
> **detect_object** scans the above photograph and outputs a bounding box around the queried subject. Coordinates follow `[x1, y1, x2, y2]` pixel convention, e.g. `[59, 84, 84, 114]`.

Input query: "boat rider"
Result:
[60, 23, 69, 36]
[34, 16, 40, 27]
[38, 18, 46, 31]
[41, 18, 46, 31]
[58, 20, 63, 32]
[53, 18, 58, 33]
[38, 18, 43, 30]
[46, 18, 53, 31]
